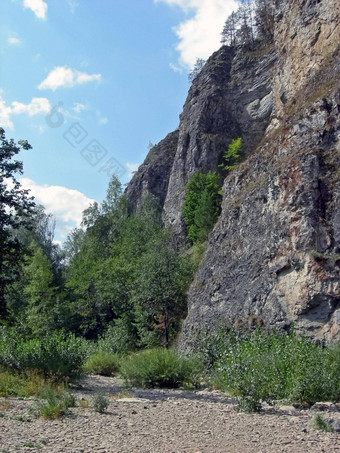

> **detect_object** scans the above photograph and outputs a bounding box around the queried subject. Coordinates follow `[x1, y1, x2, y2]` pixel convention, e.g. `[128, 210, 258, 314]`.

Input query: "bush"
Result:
[92, 392, 109, 413]
[120, 348, 203, 389]
[0, 328, 88, 382]
[202, 329, 340, 412]
[83, 351, 121, 376]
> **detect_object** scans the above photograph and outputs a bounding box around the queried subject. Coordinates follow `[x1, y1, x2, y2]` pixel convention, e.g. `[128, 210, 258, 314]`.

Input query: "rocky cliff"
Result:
[126, 0, 340, 346]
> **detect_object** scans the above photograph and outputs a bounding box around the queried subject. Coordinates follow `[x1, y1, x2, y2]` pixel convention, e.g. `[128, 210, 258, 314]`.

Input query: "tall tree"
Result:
[0, 128, 35, 319]
[188, 58, 206, 83]
[255, 0, 275, 43]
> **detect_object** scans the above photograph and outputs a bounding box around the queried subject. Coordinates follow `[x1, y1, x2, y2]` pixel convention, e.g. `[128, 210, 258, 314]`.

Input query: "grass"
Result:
[310, 414, 334, 433]
[120, 348, 204, 389]
[30, 386, 76, 420]
[83, 351, 121, 376]
[0, 371, 48, 398]
[110, 390, 133, 400]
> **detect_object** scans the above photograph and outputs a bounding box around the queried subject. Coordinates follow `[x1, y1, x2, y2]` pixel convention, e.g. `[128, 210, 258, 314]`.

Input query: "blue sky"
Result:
[1, 0, 239, 243]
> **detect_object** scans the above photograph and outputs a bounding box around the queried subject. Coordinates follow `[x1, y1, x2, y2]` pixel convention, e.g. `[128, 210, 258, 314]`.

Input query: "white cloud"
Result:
[19, 178, 96, 240]
[155, 0, 239, 67]
[8, 37, 21, 45]
[38, 66, 102, 91]
[68, 0, 79, 14]
[0, 94, 51, 130]
[98, 117, 108, 125]
[73, 102, 87, 113]
[169, 63, 183, 73]
[11, 97, 51, 116]
[126, 162, 140, 180]
[23, 0, 48, 20]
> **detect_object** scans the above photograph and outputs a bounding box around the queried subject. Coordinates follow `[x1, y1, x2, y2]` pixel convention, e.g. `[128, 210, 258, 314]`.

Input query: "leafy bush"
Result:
[201, 329, 340, 412]
[93, 392, 109, 413]
[120, 348, 203, 389]
[83, 351, 121, 376]
[0, 328, 88, 382]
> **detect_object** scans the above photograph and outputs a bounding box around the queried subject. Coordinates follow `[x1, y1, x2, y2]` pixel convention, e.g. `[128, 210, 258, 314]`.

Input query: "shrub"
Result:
[203, 328, 340, 412]
[0, 328, 87, 382]
[93, 392, 109, 413]
[83, 351, 121, 376]
[120, 348, 203, 389]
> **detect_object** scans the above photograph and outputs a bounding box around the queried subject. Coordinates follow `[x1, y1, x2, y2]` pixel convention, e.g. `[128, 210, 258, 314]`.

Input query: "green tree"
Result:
[219, 137, 243, 172]
[182, 171, 221, 244]
[133, 233, 192, 348]
[23, 242, 58, 336]
[188, 58, 206, 83]
[0, 128, 35, 319]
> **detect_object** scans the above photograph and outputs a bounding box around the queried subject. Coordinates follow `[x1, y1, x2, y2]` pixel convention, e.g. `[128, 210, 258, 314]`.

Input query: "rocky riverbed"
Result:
[0, 375, 339, 452]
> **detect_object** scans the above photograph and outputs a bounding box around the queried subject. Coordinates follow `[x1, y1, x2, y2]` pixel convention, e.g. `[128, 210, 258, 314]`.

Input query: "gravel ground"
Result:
[0, 375, 339, 453]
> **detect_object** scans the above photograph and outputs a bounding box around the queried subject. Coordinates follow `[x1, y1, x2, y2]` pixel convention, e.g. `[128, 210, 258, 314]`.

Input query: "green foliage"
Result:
[31, 386, 76, 419]
[199, 329, 340, 412]
[0, 128, 35, 319]
[219, 138, 243, 172]
[92, 392, 109, 413]
[0, 328, 87, 382]
[23, 242, 59, 337]
[83, 351, 121, 376]
[310, 414, 334, 433]
[132, 232, 193, 347]
[97, 318, 137, 354]
[120, 348, 203, 389]
[0, 372, 31, 398]
[182, 171, 221, 244]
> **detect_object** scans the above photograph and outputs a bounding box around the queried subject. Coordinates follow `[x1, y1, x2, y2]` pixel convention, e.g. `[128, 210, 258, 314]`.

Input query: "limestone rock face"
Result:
[162, 45, 277, 242]
[180, 0, 340, 349]
[124, 130, 178, 210]
[126, 0, 340, 346]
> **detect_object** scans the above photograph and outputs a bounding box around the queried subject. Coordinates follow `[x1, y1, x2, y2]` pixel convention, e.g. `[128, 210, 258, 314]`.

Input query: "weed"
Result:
[79, 398, 89, 408]
[310, 414, 334, 432]
[30, 387, 76, 420]
[14, 416, 32, 423]
[110, 390, 133, 400]
[0, 399, 10, 411]
[92, 392, 109, 413]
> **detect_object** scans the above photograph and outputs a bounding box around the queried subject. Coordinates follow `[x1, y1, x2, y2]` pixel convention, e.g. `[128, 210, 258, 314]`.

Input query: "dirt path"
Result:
[0, 375, 339, 453]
